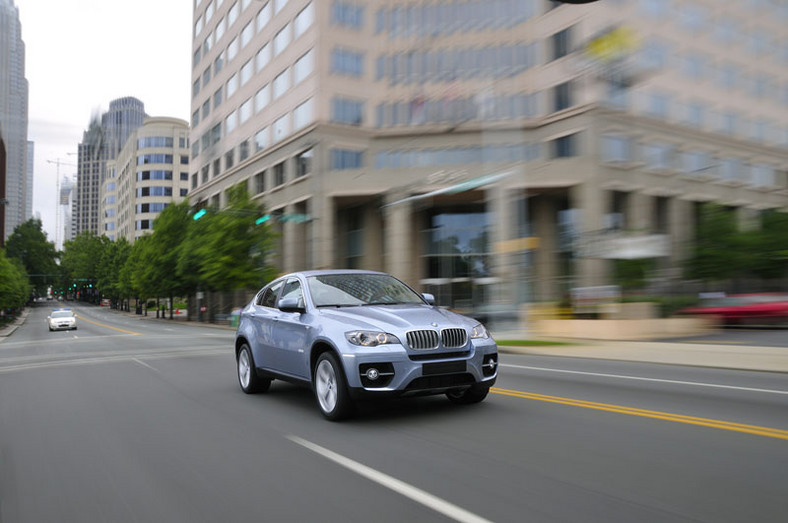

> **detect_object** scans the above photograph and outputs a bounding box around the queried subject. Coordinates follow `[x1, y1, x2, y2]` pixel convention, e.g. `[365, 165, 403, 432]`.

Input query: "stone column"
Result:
[532, 195, 558, 301]
[571, 182, 610, 288]
[627, 192, 653, 233]
[383, 193, 414, 284]
[668, 197, 693, 269]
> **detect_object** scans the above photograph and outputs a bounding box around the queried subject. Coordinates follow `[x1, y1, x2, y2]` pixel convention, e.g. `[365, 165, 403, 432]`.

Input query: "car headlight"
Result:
[471, 323, 489, 339]
[345, 331, 401, 347]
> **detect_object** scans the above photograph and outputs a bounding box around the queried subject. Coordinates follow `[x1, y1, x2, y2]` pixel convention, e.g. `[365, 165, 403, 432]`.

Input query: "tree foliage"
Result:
[0, 249, 31, 311]
[5, 218, 58, 294]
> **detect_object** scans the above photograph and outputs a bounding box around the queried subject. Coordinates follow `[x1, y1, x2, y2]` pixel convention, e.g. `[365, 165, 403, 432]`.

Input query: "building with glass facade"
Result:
[107, 117, 191, 242]
[73, 97, 147, 238]
[187, 0, 788, 312]
[0, 0, 29, 243]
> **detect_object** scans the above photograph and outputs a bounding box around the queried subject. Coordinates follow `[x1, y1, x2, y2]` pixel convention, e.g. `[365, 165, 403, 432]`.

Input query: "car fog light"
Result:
[365, 368, 380, 380]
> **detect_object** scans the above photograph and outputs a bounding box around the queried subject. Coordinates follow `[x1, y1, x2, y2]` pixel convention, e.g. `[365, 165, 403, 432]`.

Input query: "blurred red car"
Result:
[681, 294, 788, 325]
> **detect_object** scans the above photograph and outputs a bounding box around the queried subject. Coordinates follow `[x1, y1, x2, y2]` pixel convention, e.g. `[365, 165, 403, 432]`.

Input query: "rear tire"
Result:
[237, 344, 271, 394]
[313, 352, 354, 421]
[446, 383, 490, 405]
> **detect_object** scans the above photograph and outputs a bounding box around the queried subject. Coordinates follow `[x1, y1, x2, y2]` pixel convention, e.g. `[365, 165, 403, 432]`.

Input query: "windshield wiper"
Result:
[317, 304, 362, 308]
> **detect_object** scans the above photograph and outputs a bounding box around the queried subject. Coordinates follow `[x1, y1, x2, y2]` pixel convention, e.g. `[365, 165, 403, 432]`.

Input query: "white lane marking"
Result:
[500, 363, 788, 396]
[287, 436, 493, 523]
[133, 358, 159, 372]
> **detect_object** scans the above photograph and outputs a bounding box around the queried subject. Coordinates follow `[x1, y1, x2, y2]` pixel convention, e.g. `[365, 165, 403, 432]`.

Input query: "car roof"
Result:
[289, 269, 388, 278]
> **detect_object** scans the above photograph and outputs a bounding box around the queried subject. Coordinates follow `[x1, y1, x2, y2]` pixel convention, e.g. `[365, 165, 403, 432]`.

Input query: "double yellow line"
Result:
[75, 314, 142, 336]
[491, 387, 788, 441]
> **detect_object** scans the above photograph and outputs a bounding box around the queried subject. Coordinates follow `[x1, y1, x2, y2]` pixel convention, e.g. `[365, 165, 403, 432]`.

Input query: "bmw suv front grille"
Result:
[441, 328, 467, 348]
[406, 330, 439, 350]
[406, 328, 468, 350]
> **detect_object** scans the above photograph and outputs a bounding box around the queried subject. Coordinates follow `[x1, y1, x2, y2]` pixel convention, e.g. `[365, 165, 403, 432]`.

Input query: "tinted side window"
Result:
[259, 281, 284, 308]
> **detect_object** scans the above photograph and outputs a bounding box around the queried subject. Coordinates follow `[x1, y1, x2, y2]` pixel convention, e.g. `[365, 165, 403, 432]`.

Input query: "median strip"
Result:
[491, 387, 788, 441]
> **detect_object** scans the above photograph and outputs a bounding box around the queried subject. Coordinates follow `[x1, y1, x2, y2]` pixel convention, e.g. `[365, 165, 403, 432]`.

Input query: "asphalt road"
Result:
[1, 303, 787, 522]
[663, 326, 788, 347]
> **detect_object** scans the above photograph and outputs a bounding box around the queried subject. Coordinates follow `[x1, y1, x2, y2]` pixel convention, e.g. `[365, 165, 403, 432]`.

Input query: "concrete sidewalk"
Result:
[498, 339, 788, 373]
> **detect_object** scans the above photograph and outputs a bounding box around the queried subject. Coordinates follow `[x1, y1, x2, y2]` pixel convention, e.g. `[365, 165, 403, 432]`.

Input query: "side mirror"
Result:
[422, 293, 436, 305]
[278, 297, 305, 313]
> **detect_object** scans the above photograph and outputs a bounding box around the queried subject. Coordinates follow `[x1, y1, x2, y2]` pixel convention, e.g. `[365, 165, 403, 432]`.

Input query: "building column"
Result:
[383, 193, 415, 284]
[627, 192, 653, 233]
[313, 194, 335, 270]
[487, 184, 517, 305]
[668, 198, 693, 269]
[533, 195, 558, 301]
[571, 183, 610, 288]
[363, 203, 384, 271]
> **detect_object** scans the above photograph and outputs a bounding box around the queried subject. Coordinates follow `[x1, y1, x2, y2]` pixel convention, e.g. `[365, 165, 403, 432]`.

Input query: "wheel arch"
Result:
[309, 339, 340, 376]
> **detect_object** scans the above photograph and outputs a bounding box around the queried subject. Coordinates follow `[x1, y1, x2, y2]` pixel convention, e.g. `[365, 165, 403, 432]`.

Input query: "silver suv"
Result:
[234, 270, 498, 420]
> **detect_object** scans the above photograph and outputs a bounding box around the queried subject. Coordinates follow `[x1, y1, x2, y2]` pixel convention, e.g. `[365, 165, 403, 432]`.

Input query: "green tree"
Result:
[96, 237, 131, 308]
[744, 210, 788, 281]
[5, 218, 58, 295]
[686, 204, 744, 282]
[178, 186, 276, 293]
[0, 249, 30, 312]
[60, 232, 111, 303]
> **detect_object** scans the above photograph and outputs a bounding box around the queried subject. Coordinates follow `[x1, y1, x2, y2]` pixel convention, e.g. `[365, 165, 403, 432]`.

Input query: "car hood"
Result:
[317, 304, 476, 333]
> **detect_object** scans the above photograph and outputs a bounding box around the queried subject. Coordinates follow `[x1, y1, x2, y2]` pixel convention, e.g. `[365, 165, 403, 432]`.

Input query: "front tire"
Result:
[446, 383, 490, 405]
[237, 344, 271, 394]
[313, 352, 354, 421]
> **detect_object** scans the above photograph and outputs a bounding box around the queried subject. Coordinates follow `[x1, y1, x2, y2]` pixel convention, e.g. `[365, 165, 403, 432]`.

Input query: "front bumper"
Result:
[342, 339, 498, 399]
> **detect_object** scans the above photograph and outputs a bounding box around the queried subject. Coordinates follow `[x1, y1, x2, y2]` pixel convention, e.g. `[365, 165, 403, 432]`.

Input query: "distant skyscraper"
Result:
[0, 0, 29, 242]
[72, 97, 146, 236]
[25, 140, 33, 219]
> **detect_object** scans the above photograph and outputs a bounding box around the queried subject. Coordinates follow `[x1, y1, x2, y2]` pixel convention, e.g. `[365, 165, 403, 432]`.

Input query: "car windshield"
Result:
[51, 311, 74, 318]
[307, 274, 425, 307]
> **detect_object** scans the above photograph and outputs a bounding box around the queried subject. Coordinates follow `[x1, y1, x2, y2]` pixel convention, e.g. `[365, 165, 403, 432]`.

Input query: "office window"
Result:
[195, 15, 204, 37]
[239, 140, 250, 161]
[273, 69, 290, 99]
[332, 97, 364, 125]
[255, 127, 268, 151]
[255, 84, 270, 112]
[228, 2, 240, 26]
[214, 87, 223, 109]
[332, 2, 364, 29]
[206, 1, 215, 20]
[293, 98, 314, 130]
[552, 134, 577, 158]
[273, 114, 289, 141]
[601, 134, 631, 163]
[192, 173, 199, 189]
[228, 36, 239, 63]
[274, 24, 291, 56]
[642, 142, 674, 170]
[192, 79, 200, 98]
[214, 51, 224, 75]
[241, 59, 254, 85]
[216, 17, 226, 42]
[192, 110, 200, 127]
[201, 165, 210, 184]
[553, 82, 571, 112]
[681, 150, 715, 177]
[225, 110, 237, 134]
[720, 157, 745, 183]
[193, 47, 202, 69]
[294, 2, 314, 38]
[293, 49, 314, 84]
[295, 148, 313, 177]
[552, 27, 571, 61]
[242, 0, 252, 11]
[254, 170, 266, 193]
[645, 92, 669, 119]
[274, 0, 288, 14]
[331, 149, 363, 169]
[751, 164, 775, 187]
[257, 2, 272, 31]
[241, 22, 254, 48]
[225, 149, 235, 170]
[331, 48, 364, 77]
[227, 73, 238, 98]
[202, 99, 211, 119]
[273, 162, 285, 186]
[256, 43, 271, 71]
[202, 66, 211, 87]
[240, 98, 253, 124]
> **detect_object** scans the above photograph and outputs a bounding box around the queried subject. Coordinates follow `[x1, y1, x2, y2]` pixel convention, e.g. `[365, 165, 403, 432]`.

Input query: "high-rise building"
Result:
[73, 97, 146, 237]
[188, 0, 788, 308]
[0, 0, 29, 242]
[107, 117, 191, 242]
[25, 140, 33, 219]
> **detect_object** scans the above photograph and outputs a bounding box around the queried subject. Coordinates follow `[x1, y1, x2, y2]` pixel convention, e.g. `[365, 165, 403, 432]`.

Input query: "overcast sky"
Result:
[16, 0, 192, 248]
